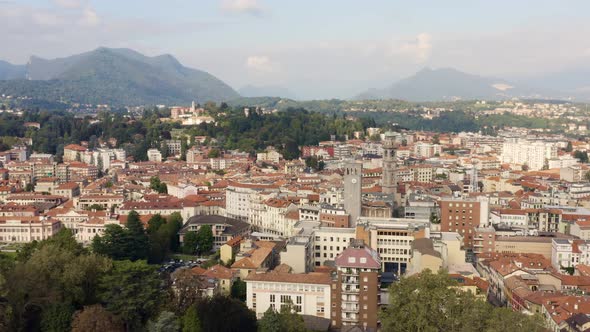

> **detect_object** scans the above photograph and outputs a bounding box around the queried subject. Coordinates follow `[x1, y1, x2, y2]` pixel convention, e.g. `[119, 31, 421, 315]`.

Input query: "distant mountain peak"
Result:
[355, 67, 529, 101]
[0, 48, 239, 105]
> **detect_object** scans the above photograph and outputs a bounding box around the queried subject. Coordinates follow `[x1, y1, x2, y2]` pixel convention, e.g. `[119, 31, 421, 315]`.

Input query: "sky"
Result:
[2, 0, 590, 99]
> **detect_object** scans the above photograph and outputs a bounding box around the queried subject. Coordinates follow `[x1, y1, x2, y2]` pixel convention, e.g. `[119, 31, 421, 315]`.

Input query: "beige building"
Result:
[407, 238, 443, 275]
[245, 271, 332, 320]
[0, 216, 62, 242]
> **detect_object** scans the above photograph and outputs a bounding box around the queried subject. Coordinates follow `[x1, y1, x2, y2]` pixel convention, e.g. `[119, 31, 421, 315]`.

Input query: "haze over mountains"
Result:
[1, 47, 590, 105]
[355, 67, 569, 102]
[238, 85, 298, 100]
[0, 47, 239, 106]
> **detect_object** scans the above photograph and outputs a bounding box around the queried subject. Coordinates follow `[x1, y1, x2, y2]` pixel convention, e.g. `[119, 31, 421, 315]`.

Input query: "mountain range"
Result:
[356, 67, 563, 101]
[0, 47, 239, 106]
[2, 47, 590, 104]
[238, 85, 298, 100]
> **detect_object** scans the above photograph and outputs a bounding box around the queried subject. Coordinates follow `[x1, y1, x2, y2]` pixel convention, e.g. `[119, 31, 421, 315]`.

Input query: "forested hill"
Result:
[0, 48, 239, 106]
[0, 106, 375, 161]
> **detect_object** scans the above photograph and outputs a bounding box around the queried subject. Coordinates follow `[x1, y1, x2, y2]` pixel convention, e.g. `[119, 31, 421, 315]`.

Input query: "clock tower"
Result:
[343, 161, 362, 227]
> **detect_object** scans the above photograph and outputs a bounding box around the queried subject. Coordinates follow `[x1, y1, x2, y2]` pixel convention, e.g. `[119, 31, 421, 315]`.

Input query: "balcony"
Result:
[342, 315, 359, 323]
[342, 286, 360, 294]
[341, 305, 359, 313]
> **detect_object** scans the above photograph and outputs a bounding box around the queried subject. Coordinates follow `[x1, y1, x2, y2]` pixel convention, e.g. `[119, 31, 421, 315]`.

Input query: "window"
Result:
[348, 257, 356, 263]
[270, 294, 275, 303]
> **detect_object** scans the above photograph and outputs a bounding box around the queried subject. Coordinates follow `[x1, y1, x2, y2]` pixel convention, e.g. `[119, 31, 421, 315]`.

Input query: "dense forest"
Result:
[0, 105, 373, 161]
[0, 212, 260, 332]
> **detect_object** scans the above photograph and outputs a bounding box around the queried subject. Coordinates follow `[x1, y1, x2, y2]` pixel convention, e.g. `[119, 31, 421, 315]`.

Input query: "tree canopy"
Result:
[380, 270, 545, 332]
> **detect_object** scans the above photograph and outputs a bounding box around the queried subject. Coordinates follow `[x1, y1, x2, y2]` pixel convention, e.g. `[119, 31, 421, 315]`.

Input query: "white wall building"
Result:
[245, 272, 332, 320]
[501, 140, 558, 171]
[147, 149, 162, 162]
[551, 238, 590, 270]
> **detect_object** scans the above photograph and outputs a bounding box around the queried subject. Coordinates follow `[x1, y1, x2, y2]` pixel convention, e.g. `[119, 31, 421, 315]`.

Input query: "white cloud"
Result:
[246, 55, 277, 72]
[396, 32, 432, 63]
[53, 0, 82, 9]
[31, 11, 61, 26]
[221, 0, 264, 16]
[78, 7, 99, 27]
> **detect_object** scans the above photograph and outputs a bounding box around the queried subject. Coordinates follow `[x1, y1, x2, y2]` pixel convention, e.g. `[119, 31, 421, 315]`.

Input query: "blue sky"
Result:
[2, 0, 590, 99]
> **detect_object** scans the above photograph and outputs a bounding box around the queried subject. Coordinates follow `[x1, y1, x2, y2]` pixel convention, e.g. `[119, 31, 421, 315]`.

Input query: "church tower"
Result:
[382, 131, 398, 195]
[343, 161, 362, 227]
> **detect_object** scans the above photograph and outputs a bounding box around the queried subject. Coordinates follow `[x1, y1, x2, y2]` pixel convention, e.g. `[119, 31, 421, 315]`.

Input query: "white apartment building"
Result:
[413, 143, 442, 158]
[490, 209, 528, 229]
[548, 155, 578, 170]
[77, 218, 121, 245]
[257, 150, 282, 163]
[245, 272, 332, 320]
[250, 198, 298, 237]
[166, 183, 200, 199]
[570, 221, 590, 240]
[226, 182, 280, 221]
[501, 140, 558, 171]
[147, 149, 162, 162]
[551, 239, 590, 270]
[312, 227, 356, 267]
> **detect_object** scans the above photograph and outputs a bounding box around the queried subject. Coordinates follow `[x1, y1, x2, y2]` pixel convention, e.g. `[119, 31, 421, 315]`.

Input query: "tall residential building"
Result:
[331, 240, 380, 332]
[439, 197, 489, 249]
[501, 140, 558, 171]
[382, 131, 398, 195]
[343, 161, 362, 227]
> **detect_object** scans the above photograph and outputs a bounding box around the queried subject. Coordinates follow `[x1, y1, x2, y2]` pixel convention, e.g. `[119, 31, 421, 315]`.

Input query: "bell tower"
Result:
[343, 161, 362, 227]
[382, 132, 398, 195]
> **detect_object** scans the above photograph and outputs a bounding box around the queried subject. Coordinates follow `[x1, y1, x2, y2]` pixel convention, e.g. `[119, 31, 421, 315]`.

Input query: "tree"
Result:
[147, 214, 167, 234]
[181, 305, 201, 332]
[585, 171, 590, 182]
[169, 269, 208, 313]
[195, 225, 213, 255]
[147, 311, 180, 332]
[230, 279, 247, 302]
[4, 244, 111, 330]
[168, 213, 184, 252]
[380, 270, 545, 332]
[258, 308, 281, 332]
[207, 149, 220, 158]
[40, 303, 74, 332]
[282, 139, 300, 160]
[182, 231, 198, 255]
[258, 302, 306, 332]
[195, 295, 256, 332]
[150, 176, 168, 194]
[93, 211, 149, 261]
[429, 212, 440, 224]
[98, 260, 162, 331]
[71, 305, 124, 332]
[86, 204, 105, 211]
[565, 141, 573, 152]
[369, 134, 381, 142]
[574, 150, 589, 163]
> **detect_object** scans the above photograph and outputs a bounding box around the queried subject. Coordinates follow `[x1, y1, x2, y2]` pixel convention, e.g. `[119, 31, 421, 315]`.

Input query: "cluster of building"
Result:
[3, 113, 590, 330]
